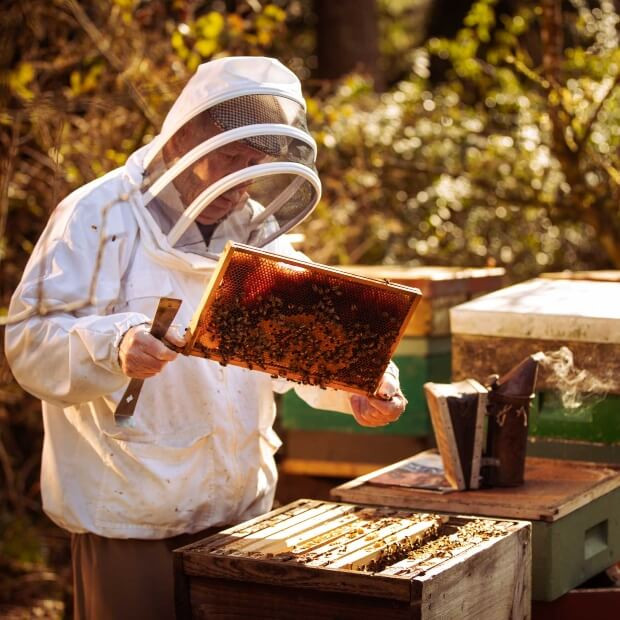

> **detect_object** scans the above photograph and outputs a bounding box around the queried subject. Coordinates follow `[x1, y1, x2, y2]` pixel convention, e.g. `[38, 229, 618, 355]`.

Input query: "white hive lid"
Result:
[450, 278, 620, 344]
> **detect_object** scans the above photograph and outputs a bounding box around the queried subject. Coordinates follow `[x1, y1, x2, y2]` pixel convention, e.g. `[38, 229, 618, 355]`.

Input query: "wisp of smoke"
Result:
[539, 346, 609, 411]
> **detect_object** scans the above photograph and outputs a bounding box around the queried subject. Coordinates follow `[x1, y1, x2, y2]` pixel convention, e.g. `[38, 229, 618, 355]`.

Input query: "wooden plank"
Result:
[306, 516, 428, 568]
[379, 542, 475, 578]
[185, 242, 235, 352]
[302, 513, 425, 567]
[414, 522, 531, 620]
[228, 503, 357, 554]
[186, 499, 320, 555]
[378, 520, 487, 578]
[217, 501, 343, 553]
[396, 520, 516, 577]
[340, 265, 505, 298]
[173, 548, 193, 620]
[287, 512, 366, 553]
[287, 508, 382, 554]
[287, 513, 366, 553]
[469, 383, 487, 489]
[404, 294, 466, 336]
[404, 297, 432, 336]
[452, 334, 620, 395]
[541, 270, 620, 283]
[377, 519, 515, 578]
[182, 554, 413, 602]
[331, 457, 620, 522]
[188, 576, 414, 620]
[278, 458, 383, 478]
[424, 383, 467, 489]
[326, 518, 445, 571]
[178, 500, 533, 619]
[217, 499, 315, 537]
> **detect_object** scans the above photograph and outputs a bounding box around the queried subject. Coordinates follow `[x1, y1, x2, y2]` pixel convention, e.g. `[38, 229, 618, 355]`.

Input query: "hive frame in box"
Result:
[183, 242, 422, 396]
[174, 498, 531, 620]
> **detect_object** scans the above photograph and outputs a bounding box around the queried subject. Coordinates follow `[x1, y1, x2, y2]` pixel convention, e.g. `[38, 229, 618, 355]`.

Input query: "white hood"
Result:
[123, 56, 321, 274]
[158, 56, 307, 152]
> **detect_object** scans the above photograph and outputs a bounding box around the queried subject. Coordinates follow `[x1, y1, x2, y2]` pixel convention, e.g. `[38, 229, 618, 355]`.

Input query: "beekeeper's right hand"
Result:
[118, 325, 186, 379]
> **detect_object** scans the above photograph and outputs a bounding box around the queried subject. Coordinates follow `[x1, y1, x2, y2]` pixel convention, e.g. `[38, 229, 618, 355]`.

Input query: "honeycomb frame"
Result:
[184, 242, 422, 395]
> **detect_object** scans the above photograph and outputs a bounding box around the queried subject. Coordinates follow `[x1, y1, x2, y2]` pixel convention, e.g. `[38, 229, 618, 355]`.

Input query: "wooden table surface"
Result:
[331, 457, 620, 522]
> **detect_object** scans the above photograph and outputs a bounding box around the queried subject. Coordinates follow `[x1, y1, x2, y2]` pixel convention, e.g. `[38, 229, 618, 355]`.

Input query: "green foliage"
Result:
[0, 0, 313, 300]
[301, 0, 620, 276]
[7, 62, 36, 101]
[170, 3, 296, 71]
[378, 0, 433, 81]
[0, 514, 44, 565]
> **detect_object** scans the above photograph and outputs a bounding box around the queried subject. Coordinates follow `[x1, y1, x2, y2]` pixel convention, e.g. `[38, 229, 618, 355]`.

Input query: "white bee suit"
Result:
[5, 57, 353, 539]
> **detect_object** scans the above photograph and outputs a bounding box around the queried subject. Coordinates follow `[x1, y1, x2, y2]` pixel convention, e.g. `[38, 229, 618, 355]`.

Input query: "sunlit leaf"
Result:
[8, 62, 35, 100]
[195, 38, 217, 57]
[263, 4, 286, 22]
[197, 11, 224, 39]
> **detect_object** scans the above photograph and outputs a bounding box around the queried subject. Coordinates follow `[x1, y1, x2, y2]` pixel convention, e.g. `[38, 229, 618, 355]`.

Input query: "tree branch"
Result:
[0, 112, 22, 269]
[576, 72, 620, 154]
[59, 0, 160, 126]
[540, 0, 564, 89]
[0, 427, 21, 514]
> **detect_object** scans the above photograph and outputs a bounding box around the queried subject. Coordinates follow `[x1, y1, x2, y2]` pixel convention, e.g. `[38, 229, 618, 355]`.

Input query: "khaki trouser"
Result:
[71, 528, 220, 620]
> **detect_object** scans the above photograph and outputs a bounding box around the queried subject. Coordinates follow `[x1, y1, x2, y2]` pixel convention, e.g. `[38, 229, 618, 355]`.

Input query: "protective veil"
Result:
[133, 57, 320, 263]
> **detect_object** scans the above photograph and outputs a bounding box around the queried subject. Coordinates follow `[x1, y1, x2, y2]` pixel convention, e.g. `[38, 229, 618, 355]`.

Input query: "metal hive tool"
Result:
[184, 242, 422, 395]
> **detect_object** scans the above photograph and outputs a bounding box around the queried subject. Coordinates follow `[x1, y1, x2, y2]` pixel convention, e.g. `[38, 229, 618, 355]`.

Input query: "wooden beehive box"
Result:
[540, 270, 620, 283]
[449, 278, 620, 460]
[450, 278, 620, 394]
[174, 499, 531, 619]
[331, 456, 620, 601]
[184, 242, 421, 396]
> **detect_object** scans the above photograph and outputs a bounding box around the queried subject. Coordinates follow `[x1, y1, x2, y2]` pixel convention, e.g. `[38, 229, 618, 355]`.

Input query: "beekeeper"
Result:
[5, 56, 407, 619]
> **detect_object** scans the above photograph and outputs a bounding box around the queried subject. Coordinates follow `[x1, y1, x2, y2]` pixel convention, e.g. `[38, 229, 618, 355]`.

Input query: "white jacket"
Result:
[5, 58, 353, 539]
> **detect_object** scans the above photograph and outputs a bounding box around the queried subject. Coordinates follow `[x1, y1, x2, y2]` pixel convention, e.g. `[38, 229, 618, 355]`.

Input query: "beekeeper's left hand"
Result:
[349, 363, 407, 427]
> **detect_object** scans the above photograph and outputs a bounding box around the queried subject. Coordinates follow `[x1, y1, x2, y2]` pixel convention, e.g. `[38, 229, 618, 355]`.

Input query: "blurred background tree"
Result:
[303, 0, 620, 273]
[0, 0, 618, 615]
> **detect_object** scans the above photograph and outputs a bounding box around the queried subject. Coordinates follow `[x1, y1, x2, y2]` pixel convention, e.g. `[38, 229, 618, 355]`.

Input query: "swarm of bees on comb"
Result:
[184, 243, 421, 395]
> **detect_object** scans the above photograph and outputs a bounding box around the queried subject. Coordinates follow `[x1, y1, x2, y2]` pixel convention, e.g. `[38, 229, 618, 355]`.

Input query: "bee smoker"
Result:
[481, 352, 544, 487]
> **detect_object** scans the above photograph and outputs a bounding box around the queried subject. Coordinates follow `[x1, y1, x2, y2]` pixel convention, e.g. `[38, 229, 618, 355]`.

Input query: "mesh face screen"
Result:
[210, 95, 293, 155]
[187, 244, 421, 394]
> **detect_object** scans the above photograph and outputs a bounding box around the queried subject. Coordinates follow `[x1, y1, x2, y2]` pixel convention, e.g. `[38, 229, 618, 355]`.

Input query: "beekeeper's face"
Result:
[163, 115, 268, 224]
